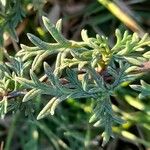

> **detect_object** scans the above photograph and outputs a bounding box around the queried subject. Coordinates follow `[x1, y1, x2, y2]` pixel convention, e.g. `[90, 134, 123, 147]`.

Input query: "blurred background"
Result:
[0, 0, 150, 149]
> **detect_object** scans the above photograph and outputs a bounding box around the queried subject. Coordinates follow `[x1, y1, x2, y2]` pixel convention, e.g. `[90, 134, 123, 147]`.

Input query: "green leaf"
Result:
[143, 51, 150, 58]
[139, 33, 149, 44]
[113, 116, 125, 124]
[66, 68, 82, 89]
[0, 96, 8, 119]
[124, 57, 142, 66]
[44, 62, 59, 87]
[87, 66, 105, 89]
[31, 51, 51, 71]
[82, 73, 89, 91]
[102, 131, 111, 147]
[81, 30, 97, 48]
[27, 33, 63, 50]
[20, 44, 40, 51]
[125, 66, 138, 73]
[56, 19, 62, 32]
[23, 89, 41, 102]
[140, 80, 150, 89]
[89, 114, 97, 123]
[130, 84, 142, 91]
[93, 119, 104, 127]
[30, 70, 41, 86]
[37, 95, 67, 120]
[42, 16, 70, 46]
[16, 77, 37, 88]
[81, 30, 89, 44]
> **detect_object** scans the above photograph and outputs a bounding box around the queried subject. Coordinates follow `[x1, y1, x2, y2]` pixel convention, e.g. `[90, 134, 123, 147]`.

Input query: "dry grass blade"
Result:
[98, 0, 145, 37]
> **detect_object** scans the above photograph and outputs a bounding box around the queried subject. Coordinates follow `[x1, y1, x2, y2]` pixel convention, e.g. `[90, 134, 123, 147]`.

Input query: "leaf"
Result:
[20, 44, 40, 51]
[124, 57, 142, 66]
[66, 68, 82, 89]
[0, 96, 8, 119]
[68, 91, 91, 99]
[70, 49, 86, 61]
[132, 32, 139, 43]
[37, 97, 56, 120]
[23, 89, 41, 102]
[139, 33, 149, 44]
[0, 63, 11, 76]
[102, 131, 111, 147]
[44, 62, 58, 87]
[30, 70, 41, 86]
[27, 33, 62, 50]
[42, 16, 70, 46]
[140, 80, 150, 89]
[93, 119, 104, 127]
[113, 116, 125, 124]
[125, 95, 150, 114]
[1, 0, 6, 6]
[130, 84, 142, 91]
[81, 30, 97, 48]
[130, 80, 150, 99]
[37, 95, 67, 120]
[22, 51, 39, 61]
[115, 29, 122, 45]
[89, 114, 97, 123]
[117, 48, 127, 55]
[143, 51, 150, 58]
[135, 48, 144, 52]
[125, 66, 138, 73]
[87, 66, 105, 89]
[107, 66, 118, 78]
[81, 73, 89, 91]
[56, 19, 62, 32]
[31, 51, 51, 71]
[81, 30, 89, 44]
[16, 77, 37, 88]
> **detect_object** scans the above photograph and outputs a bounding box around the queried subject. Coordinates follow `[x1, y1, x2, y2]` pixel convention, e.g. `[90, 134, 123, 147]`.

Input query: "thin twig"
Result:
[129, 61, 150, 74]
[0, 141, 4, 150]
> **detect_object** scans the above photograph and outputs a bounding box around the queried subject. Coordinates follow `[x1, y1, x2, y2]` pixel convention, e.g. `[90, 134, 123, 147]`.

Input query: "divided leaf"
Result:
[42, 16, 70, 46]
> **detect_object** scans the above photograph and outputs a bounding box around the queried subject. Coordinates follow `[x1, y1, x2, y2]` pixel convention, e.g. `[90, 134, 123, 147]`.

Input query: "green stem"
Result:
[4, 111, 20, 150]
[0, 48, 3, 61]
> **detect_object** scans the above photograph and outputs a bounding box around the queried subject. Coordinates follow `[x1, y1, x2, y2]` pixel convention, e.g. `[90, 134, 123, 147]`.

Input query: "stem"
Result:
[4, 111, 20, 150]
[0, 141, 4, 150]
[0, 47, 3, 61]
[11, 38, 20, 52]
